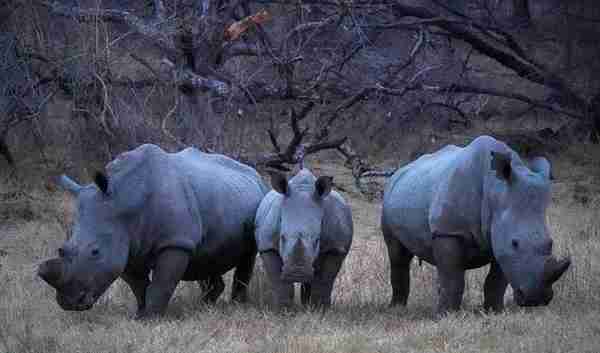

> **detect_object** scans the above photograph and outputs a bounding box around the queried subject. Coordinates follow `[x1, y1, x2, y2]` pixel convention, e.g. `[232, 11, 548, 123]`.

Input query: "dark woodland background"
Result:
[2, 0, 600, 183]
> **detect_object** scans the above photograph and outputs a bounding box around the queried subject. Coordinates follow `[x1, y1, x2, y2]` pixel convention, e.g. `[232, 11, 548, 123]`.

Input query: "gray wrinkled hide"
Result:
[382, 135, 569, 311]
[255, 169, 353, 308]
[40, 144, 268, 315]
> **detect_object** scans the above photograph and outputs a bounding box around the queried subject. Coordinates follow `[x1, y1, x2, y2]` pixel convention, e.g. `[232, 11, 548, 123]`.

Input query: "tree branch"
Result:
[241, 103, 345, 171]
[376, 82, 584, 120]
[389, 3, 584, 107]
[41, 1, 178, 54]
[160, 58, 229, 96]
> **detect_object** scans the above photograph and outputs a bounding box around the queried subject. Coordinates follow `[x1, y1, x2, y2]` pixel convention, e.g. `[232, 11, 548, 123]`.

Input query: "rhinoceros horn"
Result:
[543, 257, 571, 285]
[38, 258, 65, 289]
[290, 239, 306, 262]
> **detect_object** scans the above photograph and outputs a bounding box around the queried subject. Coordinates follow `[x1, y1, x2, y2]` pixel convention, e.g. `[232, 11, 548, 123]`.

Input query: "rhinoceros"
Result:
[38, 144, 268, 318]
[255, 169, 353, 309]
[381, 135, 571, 314]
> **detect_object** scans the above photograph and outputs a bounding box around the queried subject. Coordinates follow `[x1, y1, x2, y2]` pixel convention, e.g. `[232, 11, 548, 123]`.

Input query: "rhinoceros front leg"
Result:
[383, 233, 414, 307]
[121, 269, 150, 317]
[260, 251, 294, 309]
[433, 236, 466, 315]
[137, 248, 190, 319]
[309, 253, 346, 309]
[483, 260, 508, 312]
[301, 284, 311, 305]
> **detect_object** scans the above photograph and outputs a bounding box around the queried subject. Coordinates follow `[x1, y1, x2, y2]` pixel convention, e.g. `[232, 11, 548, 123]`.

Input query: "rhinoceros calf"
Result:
[255, 169, 353, 309]
[38, 144, 268, 318]
[381, 135, 571, 314]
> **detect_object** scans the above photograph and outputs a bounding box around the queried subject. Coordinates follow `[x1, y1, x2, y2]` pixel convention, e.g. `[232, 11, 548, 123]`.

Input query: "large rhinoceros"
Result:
[381, 135, 571, 314]
[255, 169, 353, 309]
[38, 144, 268, 318]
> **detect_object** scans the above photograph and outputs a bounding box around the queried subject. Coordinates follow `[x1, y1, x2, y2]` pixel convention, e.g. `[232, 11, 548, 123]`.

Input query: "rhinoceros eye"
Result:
[58, 247, 65, 258]
[91, 248, 100, 257]
[512, 239, 519, 249]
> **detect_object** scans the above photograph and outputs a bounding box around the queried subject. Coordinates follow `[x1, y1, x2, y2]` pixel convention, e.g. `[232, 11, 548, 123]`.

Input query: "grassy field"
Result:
[1, 157, 599, 353]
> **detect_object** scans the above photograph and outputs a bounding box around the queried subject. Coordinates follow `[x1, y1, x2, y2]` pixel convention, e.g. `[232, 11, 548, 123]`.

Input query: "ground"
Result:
[1, 156, 599, 353]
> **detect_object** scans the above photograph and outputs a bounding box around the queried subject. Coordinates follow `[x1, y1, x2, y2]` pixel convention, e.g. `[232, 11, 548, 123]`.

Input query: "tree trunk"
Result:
[589, 93, 600, 143]
[512, 0, 531, 27]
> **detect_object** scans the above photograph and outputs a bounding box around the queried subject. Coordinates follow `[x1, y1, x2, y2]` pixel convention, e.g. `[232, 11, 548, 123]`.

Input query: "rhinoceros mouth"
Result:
[281, 265, 314, 283]
[281, 274, 314, 283]
[56, 291, 96, 311]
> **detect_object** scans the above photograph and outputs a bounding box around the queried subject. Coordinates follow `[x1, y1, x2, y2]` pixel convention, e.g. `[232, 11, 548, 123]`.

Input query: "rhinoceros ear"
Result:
[94, 171, 109, 195]
[490, 151, 512, 183]
[270, 172, 289, 195]
[57, 175, 82, 195]
[315, 176, 333, 199]
[528, 156, 553, 181]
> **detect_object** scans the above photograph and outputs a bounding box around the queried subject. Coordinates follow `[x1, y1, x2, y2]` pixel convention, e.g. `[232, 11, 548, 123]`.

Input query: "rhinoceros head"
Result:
[270, 170, 332, 283]
[38, 173, 130, 311]
[488, 151, 570, 306]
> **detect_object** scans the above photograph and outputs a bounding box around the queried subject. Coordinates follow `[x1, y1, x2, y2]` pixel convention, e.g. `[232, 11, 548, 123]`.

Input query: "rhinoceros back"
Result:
[170, 147, 268, 254]
[105, 144, 267, 264]
[382, 136, 520, 259]
[382, 145, 462, 257]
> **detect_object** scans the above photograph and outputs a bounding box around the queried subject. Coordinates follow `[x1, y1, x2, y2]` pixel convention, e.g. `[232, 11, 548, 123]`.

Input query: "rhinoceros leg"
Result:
[309, 253, 345, 309]
[383, 232, 414, 306]
[121, 269, 150, 317]
[231, 250, 256, 303]
[138, 248, 190, 319]
[433, 236, 465, 314]
[483, 260, 508, 312]
[199, 276, 225, 303]
[260, 251, 294, 309]
[301, 284, 311, 305]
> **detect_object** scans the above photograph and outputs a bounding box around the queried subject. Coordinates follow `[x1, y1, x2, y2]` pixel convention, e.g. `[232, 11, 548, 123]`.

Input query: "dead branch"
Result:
[388, 3, 584, 107]
[160, 58, 229, 96]
[361, 169, 396, 178]
[130, 54, 160, 78]
[375, 82, 584, 120]
[242, 103, 346, 171]
[41, 1, 178, 54]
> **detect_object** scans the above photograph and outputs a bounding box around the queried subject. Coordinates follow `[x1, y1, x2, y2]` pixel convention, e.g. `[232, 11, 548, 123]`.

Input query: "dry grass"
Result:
[1, 157, 600, 353]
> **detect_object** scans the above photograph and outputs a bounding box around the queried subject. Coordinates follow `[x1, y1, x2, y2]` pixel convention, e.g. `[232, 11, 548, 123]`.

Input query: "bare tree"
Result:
[2, 0, 600, 189]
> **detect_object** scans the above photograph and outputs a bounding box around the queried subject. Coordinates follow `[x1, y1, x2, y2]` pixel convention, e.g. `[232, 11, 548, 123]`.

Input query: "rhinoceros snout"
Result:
[57, 290, 95, 311]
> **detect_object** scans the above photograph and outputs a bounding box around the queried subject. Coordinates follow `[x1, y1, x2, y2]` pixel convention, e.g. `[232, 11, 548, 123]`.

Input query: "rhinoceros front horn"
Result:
[543, 257, 571, 285]
[38, 258, 64, 289]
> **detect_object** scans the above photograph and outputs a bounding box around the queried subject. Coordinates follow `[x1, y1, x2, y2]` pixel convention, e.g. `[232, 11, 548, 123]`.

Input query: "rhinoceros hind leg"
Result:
[433, 236, 466, 315]
[231, 250, 257, 303]
[199, 276, 225, 303]
[483, 260, 508, 312]
[310, 253, 345, 309]
[122, 269, 150, 317]
[384, 234, 414, 307]
[138, 248, 190, 320]
[301, 284, 311, 305]
[260, 251, 294, 309]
